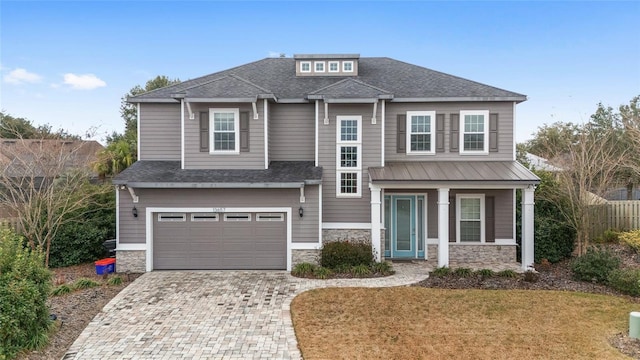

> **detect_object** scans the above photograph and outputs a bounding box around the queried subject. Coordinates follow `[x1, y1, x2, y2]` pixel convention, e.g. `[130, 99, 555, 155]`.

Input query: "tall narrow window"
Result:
[460, 110, 489, 154]
[210, 108, 240, 154]
[406, 111, 436, 154]
[457, 194, 485, 242]
[336, 116, 362, 197]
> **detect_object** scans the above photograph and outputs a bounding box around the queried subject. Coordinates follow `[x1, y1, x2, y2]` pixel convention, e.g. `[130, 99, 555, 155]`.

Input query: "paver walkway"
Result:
[63, 261, 518, 359]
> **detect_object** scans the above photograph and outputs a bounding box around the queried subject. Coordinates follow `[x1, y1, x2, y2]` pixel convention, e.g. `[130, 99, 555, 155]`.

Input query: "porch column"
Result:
[370, 184, 382, 262]
[437, 188, 450, 267]
[521, 185, 536, 271]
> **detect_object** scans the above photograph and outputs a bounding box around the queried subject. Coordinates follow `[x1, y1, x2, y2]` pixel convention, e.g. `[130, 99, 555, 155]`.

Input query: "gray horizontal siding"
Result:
[269, 104, 315, 161]
[385, 102, 514, 162]
[184, 102, 265, 169]
[319, 103, 382, 223]
[139, 104, 181, 160]
[118, 186, 319, 245]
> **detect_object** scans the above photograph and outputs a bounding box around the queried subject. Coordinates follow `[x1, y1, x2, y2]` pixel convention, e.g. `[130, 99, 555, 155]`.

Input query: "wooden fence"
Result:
[591, 200, 640, 238]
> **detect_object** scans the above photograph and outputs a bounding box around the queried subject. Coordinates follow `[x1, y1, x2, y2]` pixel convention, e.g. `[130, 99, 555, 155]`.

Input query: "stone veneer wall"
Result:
[426, 244, 516, 265]
[292, 249, 319, 265]
[116, 250, 146, 273]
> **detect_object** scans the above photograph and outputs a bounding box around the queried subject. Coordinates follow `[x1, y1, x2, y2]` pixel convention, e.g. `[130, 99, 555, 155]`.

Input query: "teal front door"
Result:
[384, 195, 425, 259]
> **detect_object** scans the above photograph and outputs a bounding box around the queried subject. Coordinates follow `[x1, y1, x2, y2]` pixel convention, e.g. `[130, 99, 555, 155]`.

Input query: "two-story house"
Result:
[113, 54, 539, 273]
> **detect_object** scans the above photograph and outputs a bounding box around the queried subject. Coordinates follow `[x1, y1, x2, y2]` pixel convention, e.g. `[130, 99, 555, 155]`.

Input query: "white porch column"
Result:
[370, 183, 382, 262]
[437, 188, 450, 267]
[522, 185, 536, 271]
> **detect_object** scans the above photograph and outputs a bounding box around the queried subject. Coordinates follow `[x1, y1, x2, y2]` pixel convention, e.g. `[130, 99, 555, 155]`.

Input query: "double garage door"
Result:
[153, 212, 286, 270]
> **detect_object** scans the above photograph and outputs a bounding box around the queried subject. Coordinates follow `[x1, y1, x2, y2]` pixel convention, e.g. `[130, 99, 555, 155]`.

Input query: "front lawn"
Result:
[291, 287, 635, 359]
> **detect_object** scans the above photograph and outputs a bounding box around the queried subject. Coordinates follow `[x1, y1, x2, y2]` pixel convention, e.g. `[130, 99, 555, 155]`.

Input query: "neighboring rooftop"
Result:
[128, 55, 526, 103]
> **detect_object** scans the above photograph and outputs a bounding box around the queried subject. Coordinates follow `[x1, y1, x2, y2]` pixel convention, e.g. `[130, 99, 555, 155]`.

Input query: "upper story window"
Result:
[300, 61, 311, 73]
[336, 116, 362, 198]
[343, 61, 354, 72]
[314, 61, 325, 72]
[210, 108, 240, 154]
[328, 61, 339, 72]
[406, 111, 436, 154]
[460, 110, 489, 154]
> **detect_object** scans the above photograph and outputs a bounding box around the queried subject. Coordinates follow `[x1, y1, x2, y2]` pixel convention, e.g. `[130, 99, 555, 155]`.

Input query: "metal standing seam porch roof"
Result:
[369, 161, 540, 186]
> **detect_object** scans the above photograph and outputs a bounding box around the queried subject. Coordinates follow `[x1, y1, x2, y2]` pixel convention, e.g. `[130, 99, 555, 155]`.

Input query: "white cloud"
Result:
[62, 73, 106, 90]
[3, 68, 42, 84]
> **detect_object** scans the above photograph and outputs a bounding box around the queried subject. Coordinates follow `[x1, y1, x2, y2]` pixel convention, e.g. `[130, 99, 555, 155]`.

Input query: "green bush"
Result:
[619, 230, 640, 253]
[497, 269, 518, 278]
[431, 266, 451, 277]
[320, 241, 373, 269]
[72, 278, 101, 290]
[534, 216, 575, 263]
[312, 266, 332, 279]
[594, 229, 621, 244]
[51, 284, 72, 296]
[608, 268, 640, 296]
[475, 269, 496, 278]
[571, 247, 621, 284]
[351, 264, 372, 277]
[452, 267, 473, 277]
[0, 229, 53, 359]
[291, 262, 317, 277]
[371, 261, 393, 275]
[107, 276, 123, 286]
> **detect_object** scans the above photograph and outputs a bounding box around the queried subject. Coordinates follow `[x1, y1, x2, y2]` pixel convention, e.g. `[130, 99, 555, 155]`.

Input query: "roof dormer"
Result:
[294, 54, 359, 77]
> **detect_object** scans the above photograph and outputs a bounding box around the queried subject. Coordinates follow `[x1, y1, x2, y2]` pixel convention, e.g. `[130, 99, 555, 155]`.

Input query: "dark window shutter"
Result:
[240, 111, 250, 152]
[435, 113, 445, 152]
[397, 114, 406, 153]
[449, 196, 456, 242]
[199, 111, 209, 152]
[450, 113, 459, 151]
[485, 196, 495, 243]
[489, 113, 498, 152]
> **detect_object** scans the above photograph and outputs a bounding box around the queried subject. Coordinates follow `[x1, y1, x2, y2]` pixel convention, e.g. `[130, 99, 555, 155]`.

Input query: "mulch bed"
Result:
[415, 243, 640, 359]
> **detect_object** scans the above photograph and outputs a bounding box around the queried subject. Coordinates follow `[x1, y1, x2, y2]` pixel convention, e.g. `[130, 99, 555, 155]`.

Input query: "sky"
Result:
[1, 1, 638, 143]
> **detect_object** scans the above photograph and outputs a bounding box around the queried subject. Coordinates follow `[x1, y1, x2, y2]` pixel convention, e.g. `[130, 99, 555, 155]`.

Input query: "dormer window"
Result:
[300, 62, 311, 73]
[294, 54, 359, 76]
[343, 61, 354, 72]
[329, 61, 339, 72]
[314, 61, 325, 73]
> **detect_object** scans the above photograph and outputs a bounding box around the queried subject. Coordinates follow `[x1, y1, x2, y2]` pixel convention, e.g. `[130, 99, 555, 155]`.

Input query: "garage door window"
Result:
[158, 213, 186, 222]
[191, 213, 219, 222]
[256, 213, 284, 221]
[224, 213, 251, 221]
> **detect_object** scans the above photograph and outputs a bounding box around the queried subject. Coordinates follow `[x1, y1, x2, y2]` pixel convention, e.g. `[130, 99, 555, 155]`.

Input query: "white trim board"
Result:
[145, 206, 292, 272]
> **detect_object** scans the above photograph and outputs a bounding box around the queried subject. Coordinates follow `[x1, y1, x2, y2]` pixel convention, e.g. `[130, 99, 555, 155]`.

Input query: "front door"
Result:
[384, 195, 425, 259]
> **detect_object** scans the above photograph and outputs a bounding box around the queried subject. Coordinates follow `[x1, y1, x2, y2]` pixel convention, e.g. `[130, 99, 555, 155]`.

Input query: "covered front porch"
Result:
[368, 161, 540, 271]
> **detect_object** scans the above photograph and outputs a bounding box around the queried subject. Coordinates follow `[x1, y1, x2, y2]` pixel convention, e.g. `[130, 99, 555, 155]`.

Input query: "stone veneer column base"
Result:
[116, 250, 146, 273]
[292, 249, 320, 266]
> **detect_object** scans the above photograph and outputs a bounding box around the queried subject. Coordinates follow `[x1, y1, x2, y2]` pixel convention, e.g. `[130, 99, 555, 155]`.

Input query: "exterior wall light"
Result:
[132, 207, 138, 218]
[299, 206, 304, 218]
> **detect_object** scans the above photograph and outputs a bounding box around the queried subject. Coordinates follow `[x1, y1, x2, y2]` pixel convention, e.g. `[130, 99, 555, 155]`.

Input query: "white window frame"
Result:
[191, 213, 219, 222]
[456, 194, 485, 243]
[459, 110, 489, 155]
[210, 108, 240, 154]
[256, 213, 285, 221]
[314, 61, 325, 73]
[328, 61, 339, 73]
[300, 61, 311, 73]
[343, 61, 354, 72]
[223, 213, 251, 221]
[157, 213, 186, 222]
[406, 111, 436, 155]
[336, 115, 362, 198]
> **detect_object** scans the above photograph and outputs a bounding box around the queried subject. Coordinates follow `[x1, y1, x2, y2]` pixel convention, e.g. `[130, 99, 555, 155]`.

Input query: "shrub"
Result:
[351, 264, 372, 277]
[0, 229, 53, 359]
[534, 216, 575, 263]
[333, 263, 353, 274]
[431, 266, 451, 277]
[594, 229, 621, 244]
[107, 276, 123, 286]
[570, 247, 621, 284]
[51, 284, 72, 296]
[291, 262, 317, 277]
[371, 261, 393, 275]
[452, 267, 473, 277]
[619, 230, 640, 253]
[320, 241, 373, 269]
[608, 268, 640, 296]
[497, 269, 518, 278]
[72, 278, 101, 290]
[476, 269, 496, 278]
[312, 266, 332, 279]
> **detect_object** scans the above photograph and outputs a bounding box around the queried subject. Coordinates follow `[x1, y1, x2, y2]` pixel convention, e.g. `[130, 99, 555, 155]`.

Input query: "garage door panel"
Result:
[153, 212, 286, 270]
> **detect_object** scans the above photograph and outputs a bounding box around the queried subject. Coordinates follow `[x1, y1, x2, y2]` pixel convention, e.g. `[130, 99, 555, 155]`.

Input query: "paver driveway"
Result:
[64, 263, 432, 359]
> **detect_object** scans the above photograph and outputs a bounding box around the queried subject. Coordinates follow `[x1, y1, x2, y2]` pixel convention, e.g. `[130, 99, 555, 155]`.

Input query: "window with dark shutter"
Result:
[240, 111, 250, 152]
[489, 113, 498, 152]
[450, 114, 459, 151]
[199, 112, 209, 152]
[436, 113, 445, 152]
[397, 114, 406, 153]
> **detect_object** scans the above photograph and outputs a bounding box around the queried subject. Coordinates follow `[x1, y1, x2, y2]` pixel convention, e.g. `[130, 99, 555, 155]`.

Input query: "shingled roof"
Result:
[128, 57, 526, 103]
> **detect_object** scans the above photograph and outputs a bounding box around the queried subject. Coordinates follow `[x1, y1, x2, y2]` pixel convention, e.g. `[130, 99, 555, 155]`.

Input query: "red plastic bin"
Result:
[95, 258, 116, 275]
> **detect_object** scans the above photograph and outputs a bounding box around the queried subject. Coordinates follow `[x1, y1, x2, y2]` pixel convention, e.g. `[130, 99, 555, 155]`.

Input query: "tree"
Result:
[526, 121, 580, 159]
[620, 95, 640, 198]
[0, 135, 110, 266]
[1, 111, 78, 140]
[93, 75, 180, 177]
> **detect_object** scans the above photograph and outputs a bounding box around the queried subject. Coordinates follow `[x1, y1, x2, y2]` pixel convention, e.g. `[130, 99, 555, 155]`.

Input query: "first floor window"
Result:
[339, 172, 359, 195]
[457, 195, 484, 242]
[460, 110, 489, 154]
[210, 108, 239, 153]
